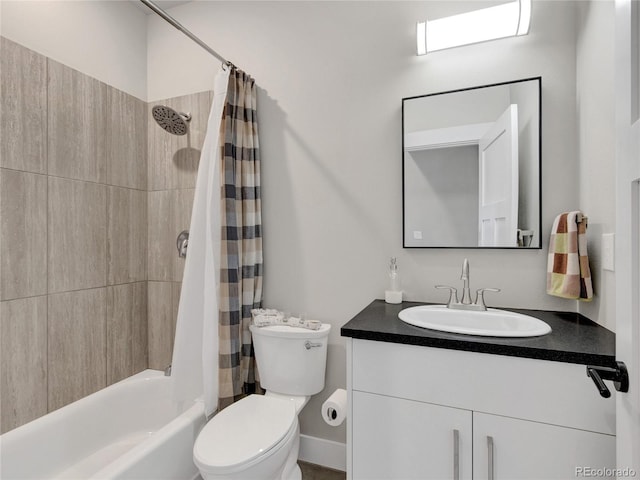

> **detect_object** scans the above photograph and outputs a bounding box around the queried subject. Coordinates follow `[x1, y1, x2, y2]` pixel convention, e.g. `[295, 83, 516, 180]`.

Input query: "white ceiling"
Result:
[131, 0, 193, 15]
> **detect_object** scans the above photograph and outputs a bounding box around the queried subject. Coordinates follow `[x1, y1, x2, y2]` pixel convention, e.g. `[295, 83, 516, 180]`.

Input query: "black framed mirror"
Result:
[402, 77, 542, 249]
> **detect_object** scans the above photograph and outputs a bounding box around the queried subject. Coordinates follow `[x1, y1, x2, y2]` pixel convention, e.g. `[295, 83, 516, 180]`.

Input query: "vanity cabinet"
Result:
[352, 391, 473, 479]
[472, 412, 614, 480]
[347, 338, 616, 480]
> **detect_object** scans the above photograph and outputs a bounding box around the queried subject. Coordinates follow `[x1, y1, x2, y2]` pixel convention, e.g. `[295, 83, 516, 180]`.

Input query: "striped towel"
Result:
[546, 211, 593, 301]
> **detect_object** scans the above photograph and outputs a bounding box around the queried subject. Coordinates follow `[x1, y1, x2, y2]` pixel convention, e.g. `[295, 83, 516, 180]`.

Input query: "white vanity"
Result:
[342, 300, 616, 480]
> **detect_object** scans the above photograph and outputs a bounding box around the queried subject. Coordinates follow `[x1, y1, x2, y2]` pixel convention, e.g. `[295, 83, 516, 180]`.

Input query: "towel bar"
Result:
[586, 362, 628, 398]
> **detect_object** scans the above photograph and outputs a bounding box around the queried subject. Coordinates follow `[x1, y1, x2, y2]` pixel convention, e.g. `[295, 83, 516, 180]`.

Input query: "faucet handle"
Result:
[436, 285, 459, 307]
[475, 288, 501, 309]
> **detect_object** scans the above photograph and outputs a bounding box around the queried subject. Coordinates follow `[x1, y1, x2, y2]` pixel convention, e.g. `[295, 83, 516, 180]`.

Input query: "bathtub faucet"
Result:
[164, 364, 172, 376]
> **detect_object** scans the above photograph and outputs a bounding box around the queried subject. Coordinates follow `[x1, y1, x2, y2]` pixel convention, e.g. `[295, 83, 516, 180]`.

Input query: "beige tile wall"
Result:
[0, 38, 148, 433]
[107, 282, 149, 384]
[0, 297, 48, 433]
[47, 288, 107, 412]
[0, 169, 47, 300]
[0, 36, 47, 174]
[47, 60, 108, 184]
[47, 176, 108, 293]
[0, 36, 212, 433]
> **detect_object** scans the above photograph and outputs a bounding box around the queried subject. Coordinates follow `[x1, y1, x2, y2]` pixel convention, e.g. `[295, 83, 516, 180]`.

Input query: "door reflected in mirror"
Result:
[402, 77, 541, 249]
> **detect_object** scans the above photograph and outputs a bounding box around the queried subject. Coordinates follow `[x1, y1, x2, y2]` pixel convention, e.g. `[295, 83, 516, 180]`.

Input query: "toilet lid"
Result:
[194, 394, 296, 471]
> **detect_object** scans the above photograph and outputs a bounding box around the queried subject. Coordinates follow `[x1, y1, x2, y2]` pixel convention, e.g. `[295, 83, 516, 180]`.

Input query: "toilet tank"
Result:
[249, 324, 331, 396]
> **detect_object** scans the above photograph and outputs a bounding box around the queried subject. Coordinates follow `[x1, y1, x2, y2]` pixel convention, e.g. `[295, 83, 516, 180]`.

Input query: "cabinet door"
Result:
[473, 412, 615, 480]
[352, 391, 472, 480]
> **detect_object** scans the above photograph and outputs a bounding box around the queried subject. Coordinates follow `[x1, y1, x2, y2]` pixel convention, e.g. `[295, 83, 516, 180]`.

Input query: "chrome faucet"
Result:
[436, 258, 501, 311]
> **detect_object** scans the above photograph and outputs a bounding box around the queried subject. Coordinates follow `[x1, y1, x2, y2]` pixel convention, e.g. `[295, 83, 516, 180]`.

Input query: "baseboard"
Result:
[298, 434, 346, 472]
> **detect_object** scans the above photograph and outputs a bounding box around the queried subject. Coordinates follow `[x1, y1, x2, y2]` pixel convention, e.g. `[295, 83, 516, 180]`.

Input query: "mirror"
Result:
[402, 77, 541, 249]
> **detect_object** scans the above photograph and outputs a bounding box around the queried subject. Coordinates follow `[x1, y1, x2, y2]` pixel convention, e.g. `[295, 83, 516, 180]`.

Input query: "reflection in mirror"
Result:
[402, 77, 541, 249]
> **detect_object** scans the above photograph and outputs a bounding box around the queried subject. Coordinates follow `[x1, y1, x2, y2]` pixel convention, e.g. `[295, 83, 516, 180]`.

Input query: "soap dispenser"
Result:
[385, 257, 403, 304]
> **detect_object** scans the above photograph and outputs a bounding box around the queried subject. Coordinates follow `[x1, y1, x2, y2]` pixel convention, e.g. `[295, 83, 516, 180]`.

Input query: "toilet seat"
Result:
[193, 394, 297, 475]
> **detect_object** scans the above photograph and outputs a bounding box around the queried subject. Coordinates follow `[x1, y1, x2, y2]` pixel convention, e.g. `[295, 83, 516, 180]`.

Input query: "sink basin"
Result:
[398, 305, 551, 337]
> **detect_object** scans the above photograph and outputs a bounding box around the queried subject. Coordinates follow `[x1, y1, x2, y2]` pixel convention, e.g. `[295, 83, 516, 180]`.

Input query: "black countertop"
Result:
[341, 300, 616, 367]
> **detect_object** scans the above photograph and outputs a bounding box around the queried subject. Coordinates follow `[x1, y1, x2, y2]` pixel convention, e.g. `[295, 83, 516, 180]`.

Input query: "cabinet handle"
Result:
[453, 429, 460, 480]
[487, 436, 495, 480]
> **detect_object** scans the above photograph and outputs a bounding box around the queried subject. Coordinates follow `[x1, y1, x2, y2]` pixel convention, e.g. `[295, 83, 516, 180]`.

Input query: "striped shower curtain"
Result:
[218, 68, 263, 409]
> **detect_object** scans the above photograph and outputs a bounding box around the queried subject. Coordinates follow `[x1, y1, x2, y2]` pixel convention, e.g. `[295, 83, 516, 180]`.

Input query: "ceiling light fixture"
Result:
[416, 0, 531, 55]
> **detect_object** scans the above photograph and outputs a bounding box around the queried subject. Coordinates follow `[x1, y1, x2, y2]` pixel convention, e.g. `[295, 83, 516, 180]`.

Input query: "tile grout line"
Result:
[0, 281, 151, 304]
[105, 165, 110, 388]
[45, 55, 50, 415]
[0, 166, 150, 193]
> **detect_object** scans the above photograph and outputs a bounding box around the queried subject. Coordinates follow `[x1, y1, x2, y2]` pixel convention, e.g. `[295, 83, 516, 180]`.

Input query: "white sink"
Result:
[398, 305, 552, 337]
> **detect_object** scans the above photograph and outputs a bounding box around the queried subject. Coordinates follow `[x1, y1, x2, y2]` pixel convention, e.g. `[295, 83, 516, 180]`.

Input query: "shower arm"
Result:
[139, 0, 235, 70]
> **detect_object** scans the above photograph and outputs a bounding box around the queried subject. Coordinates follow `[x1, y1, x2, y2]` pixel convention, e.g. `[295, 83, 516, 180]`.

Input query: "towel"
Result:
[251, 308, 285, 326]
[546, 211, 593, 301]
[251, 309, 322, 330]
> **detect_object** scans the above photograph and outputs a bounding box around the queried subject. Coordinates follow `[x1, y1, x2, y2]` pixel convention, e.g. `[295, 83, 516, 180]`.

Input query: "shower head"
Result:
[152, 105, 191, 136]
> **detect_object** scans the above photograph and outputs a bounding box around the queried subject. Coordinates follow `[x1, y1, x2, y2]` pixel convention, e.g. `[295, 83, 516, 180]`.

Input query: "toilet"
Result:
[193, 322, 331, 480]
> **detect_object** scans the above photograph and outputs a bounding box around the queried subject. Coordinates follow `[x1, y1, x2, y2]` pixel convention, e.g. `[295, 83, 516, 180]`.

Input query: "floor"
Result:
[195, 462, 345, 479]
[299, 461, 346, 480]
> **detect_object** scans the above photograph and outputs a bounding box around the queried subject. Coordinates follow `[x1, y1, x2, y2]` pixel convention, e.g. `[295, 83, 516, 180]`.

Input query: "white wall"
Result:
[0, 0, 147, 100]
[575, 0, 616, 332]
[146, 1, 588, 444]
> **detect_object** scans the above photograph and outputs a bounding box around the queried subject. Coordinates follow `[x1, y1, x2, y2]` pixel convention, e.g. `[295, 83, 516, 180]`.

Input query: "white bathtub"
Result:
[0, 370, 207, 480]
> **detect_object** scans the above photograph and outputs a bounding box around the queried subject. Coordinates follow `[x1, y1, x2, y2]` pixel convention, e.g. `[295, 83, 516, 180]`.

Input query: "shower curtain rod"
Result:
[139, 0, 235, 69]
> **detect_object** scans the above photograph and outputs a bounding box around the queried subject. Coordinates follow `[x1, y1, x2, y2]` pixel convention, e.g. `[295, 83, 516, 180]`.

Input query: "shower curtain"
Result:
[217, 69, 263, 410]
[171, 66, 263, 417]
[171, 68, 228, 416]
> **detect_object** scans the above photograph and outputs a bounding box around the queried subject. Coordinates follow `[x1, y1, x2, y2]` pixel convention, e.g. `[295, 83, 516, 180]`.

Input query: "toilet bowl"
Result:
[193, 323, 331, 480]
[194, 395, 300, 480]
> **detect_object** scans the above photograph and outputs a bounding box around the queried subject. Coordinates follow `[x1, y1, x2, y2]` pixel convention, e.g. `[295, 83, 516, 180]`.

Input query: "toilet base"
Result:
[280, 424, 301, 480]
[289, 464, 302, 480]
[197, 417, 301, 480]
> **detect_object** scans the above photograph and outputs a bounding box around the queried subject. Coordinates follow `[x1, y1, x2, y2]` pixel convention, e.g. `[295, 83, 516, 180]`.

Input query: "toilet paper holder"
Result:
[326, 407, 339, 420]
[322, 388, 347, 426]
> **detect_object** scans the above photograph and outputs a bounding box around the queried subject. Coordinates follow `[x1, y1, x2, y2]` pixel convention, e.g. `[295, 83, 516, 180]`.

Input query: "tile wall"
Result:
[0, 37, 211, 433]
[0, 38, 150, 433]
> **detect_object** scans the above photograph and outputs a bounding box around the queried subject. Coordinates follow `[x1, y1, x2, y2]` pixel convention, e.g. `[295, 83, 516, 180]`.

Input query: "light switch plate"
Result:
[602, 233, 615, 271]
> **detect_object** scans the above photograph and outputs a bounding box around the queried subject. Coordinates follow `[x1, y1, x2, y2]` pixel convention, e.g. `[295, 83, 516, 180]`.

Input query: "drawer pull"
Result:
[487, 436, 494, 480]
[453, 429, 460, 480]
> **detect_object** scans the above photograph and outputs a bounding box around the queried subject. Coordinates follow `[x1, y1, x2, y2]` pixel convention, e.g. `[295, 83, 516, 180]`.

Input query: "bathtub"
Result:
[0, 370, 207, 480]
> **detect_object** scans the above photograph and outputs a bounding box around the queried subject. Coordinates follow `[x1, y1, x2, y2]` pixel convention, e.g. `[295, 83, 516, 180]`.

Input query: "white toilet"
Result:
[193, 322, 331, 480]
